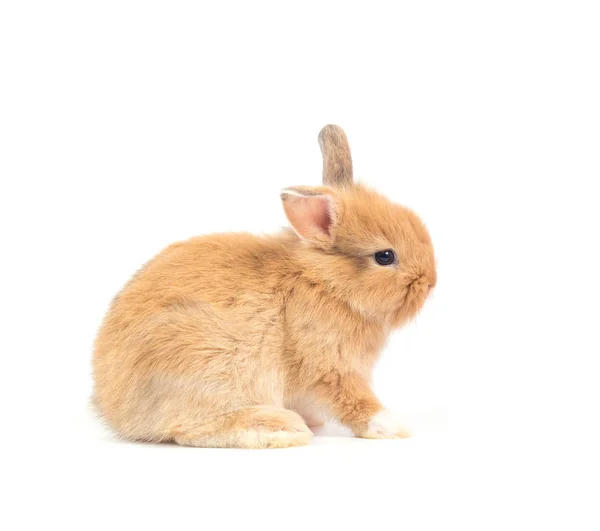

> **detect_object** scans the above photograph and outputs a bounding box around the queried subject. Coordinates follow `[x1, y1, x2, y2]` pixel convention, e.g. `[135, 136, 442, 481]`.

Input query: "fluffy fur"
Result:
[92, 124, 436, 448]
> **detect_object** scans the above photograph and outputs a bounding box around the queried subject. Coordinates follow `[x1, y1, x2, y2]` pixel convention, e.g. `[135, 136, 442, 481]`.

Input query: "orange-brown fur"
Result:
[318, 125, 353, 187]
[93, 125, 436, 448]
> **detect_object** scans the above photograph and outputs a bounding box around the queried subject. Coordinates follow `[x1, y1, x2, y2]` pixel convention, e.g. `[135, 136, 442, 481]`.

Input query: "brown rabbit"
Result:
[93, 125, 437, 448]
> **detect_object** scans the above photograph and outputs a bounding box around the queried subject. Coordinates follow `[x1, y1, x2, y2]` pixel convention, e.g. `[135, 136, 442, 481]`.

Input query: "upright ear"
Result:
[280, 186, 338, 248]
[318, 124, 353, 188]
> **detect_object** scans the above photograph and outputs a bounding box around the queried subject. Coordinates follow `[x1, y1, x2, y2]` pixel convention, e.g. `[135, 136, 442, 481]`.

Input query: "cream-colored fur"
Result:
[363, 409, 411, 439]
[93, 125, 436, 448]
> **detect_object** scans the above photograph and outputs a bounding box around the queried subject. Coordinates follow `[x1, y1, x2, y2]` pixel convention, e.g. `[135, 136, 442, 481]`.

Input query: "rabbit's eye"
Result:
[374, 249, 396, 266]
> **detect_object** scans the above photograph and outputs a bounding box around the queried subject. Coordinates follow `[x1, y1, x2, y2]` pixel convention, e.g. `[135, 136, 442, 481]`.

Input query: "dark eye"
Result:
[374, 249, 396, 266]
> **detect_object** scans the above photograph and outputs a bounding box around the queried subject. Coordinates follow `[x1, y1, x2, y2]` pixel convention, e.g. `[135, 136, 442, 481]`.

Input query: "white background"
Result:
[1, 1, 599, 529]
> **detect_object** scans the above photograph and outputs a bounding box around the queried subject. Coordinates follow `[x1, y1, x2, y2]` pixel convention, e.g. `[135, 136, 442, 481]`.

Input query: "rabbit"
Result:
[92, 125, 437, 448]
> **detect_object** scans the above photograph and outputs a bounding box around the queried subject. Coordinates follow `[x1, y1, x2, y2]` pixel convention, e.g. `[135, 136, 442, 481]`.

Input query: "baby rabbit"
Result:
[93, 125, 436, 448]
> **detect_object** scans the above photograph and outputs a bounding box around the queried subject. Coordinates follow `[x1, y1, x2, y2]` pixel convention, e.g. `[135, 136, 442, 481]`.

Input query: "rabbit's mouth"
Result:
[406, 275, 429, 293]
[402, 276, 432, 308]
[389, 277, 431, 328]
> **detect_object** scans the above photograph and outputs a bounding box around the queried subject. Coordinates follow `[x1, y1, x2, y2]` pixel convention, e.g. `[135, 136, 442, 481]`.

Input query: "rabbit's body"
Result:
[93, 126, 436, 448]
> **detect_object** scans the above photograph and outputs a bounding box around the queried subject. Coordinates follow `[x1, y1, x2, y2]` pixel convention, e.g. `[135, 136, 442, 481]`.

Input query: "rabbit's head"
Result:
[281, 125, 436, 328]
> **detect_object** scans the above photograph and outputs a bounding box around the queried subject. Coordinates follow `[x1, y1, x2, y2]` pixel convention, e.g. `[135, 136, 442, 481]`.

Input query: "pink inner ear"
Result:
[308, 196, 332, 235]
[285, 194, 333, 241]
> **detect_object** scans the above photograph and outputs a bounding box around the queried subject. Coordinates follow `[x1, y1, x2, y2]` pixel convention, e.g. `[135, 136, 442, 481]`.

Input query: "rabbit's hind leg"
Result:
[169, 406, 312, 449]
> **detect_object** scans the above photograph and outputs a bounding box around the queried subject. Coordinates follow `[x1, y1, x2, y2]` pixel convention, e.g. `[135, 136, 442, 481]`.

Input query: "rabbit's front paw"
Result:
[360, 409, 411, 439]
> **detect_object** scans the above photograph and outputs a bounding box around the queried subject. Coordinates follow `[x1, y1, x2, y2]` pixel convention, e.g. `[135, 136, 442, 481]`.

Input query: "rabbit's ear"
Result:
[318, 125, 353, 187]
[281, 186, 338, 248]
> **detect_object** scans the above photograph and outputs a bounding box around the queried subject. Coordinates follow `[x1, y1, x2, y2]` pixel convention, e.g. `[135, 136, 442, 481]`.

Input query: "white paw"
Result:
[364, 409, 411, 439]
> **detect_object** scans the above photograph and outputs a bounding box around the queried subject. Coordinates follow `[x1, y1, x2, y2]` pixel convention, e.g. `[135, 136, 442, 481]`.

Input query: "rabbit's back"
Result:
[92, 233, 295, 440]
